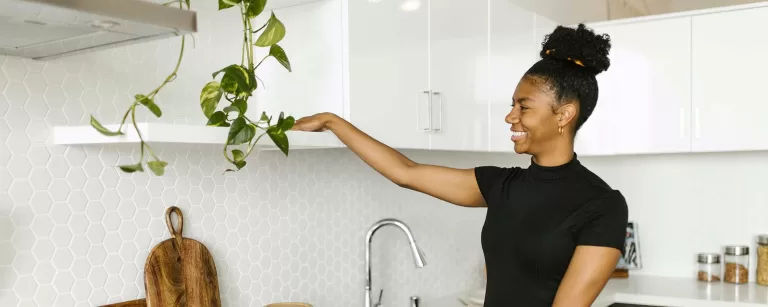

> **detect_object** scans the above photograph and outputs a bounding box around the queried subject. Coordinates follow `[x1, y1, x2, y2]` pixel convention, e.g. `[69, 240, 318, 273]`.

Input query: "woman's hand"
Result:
[292, 112, 338, 132]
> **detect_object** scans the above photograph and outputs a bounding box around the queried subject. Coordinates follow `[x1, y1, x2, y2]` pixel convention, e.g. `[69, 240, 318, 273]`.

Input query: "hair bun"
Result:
[540, 24, 611, 75]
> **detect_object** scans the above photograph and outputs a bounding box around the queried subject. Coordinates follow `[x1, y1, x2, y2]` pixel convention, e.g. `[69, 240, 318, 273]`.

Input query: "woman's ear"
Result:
[556, 103, 578, 128]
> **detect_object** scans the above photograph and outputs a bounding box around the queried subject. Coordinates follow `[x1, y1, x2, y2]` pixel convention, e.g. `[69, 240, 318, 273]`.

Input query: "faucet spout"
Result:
[365, 219, 426, 307]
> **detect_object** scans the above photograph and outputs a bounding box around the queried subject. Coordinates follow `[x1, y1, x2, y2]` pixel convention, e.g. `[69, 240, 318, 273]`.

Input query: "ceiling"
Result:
[511, 0, 765, 24]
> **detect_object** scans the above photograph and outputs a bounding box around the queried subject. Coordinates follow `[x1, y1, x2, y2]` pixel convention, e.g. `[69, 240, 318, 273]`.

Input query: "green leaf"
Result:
[184, 0, 190, 8]
[223, 105, 240, 114]
[206, 111, 230, 127]
[135, 94, 161, 117]
[281, 115, 295, 131]
[228, 118, 256, 145]
[234, 160, 247, 170]
[223, 99, 248, 118]
[119, 163, 144, 173]
[248, 69, 258, 91]
[200, 81, 223, 119]
[245, 0, 267, 18]
[214, 65, 251, 97]
[232, 149, 245, 162]
[260, 111, 270, 123]
[276, 111, 285, 129]
[267, 127, 290, 156]
[233, 99, 248, 115]
[147, 161, 169, 176]
[218, 0, 241, 10]
[269, 44, 291, 72]
[255, 13, 286, 47]
[90, 116, 123, 136]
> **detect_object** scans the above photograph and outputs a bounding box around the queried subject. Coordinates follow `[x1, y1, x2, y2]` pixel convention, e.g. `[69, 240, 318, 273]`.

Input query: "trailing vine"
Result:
[200, 0, 294, 173]
[88, 0, 293, 175]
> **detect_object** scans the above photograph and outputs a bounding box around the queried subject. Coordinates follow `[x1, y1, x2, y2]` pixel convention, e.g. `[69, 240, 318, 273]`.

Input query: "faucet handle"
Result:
[373, 289, 383, 307]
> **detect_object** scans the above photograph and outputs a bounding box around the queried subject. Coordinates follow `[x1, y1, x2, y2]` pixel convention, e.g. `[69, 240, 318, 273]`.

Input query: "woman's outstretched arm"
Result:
[293, 113, 486, 207]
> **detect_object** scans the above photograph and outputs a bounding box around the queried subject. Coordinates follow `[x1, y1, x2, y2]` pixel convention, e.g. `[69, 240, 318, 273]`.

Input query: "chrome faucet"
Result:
[365, 219, 427, 307]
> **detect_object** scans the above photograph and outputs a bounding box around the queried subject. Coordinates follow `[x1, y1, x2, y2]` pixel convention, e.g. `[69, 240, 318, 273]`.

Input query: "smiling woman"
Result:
[292, 23, 626, 307]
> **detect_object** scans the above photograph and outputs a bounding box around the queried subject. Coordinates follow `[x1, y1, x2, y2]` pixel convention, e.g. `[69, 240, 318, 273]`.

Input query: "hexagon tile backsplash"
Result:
[0, 2, 488, 306]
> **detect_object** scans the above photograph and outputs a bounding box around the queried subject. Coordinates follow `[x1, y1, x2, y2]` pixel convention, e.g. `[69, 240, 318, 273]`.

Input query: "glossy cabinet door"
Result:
[692, 7, 768, 152]
[253, 0, 344, 148]
[589, 17, 692, 155]
[428, 0, 489, 151]
[488, 2, 538, 152]
[346, 0, 431, 149]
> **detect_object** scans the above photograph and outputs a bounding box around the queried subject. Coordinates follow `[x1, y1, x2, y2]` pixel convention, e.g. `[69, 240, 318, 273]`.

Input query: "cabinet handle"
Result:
[422, 90, 432, 132]
[679, 107, 685, 139]
[432, 91, 443, 133]
[694, 107, 701, 139]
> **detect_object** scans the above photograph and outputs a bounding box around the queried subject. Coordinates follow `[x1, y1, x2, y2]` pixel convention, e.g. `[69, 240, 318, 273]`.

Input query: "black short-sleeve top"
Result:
[475, 154, 628, 307]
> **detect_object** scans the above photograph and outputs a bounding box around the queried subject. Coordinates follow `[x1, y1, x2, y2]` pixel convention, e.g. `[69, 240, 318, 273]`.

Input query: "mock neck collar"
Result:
[528, 153, 580, 180]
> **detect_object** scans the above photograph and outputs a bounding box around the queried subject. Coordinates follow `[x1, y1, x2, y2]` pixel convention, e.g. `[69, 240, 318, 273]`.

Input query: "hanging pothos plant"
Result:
[88, 0, 294, 175]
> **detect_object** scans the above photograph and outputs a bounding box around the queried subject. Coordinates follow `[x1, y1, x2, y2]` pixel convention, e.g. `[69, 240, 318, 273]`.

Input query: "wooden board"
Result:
[100, 299, 147, 307]
[144, 207, 221, 307]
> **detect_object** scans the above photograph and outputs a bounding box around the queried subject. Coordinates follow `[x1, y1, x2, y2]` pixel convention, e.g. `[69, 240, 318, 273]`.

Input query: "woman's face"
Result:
[505, 77, 575, 155]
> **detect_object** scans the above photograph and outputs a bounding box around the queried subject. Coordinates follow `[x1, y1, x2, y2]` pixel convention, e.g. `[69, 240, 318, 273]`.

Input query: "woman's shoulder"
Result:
[474, 165, 527, 180]
[587, 189, 628, 217]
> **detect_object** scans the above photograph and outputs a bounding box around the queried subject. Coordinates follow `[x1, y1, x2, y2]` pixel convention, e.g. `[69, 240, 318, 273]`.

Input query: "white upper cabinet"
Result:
[428, 0, 490, 151]
[254, 0, 345, 148]
[588, 17, 692, 155]
[487, 0, 538, 153]
[258, 0, 768, 156]
[346, 0, 431, 149]
[692, 6, 768, 152]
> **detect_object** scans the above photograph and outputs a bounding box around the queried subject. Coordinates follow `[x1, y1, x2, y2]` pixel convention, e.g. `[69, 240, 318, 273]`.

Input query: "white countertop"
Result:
[437, 276, 768, 307]
[594, 275, 768, 307]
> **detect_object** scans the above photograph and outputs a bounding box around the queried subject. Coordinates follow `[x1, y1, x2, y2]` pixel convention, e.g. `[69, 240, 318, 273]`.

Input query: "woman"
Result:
[293, 24, 628, 307]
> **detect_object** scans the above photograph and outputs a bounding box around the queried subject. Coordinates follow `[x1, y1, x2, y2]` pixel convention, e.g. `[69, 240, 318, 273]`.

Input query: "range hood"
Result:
[0, 0, 197, 60]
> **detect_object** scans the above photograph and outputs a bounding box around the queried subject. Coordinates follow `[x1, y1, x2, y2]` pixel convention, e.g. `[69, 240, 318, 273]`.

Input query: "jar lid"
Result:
[725, 245, 749, 255]
[697, 253, 721, 264]
[758, 235, 768, 245]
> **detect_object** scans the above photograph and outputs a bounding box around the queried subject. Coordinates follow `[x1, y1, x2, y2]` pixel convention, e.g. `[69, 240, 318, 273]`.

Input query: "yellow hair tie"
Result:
[545, 49, 585, 67]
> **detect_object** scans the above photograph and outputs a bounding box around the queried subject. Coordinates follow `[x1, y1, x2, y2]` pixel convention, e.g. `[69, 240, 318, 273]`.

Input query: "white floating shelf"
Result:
[52, 123, 343, 149]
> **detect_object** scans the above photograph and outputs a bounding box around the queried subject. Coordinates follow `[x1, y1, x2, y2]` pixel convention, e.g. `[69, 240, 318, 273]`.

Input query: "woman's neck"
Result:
[532, 140, 575, 166]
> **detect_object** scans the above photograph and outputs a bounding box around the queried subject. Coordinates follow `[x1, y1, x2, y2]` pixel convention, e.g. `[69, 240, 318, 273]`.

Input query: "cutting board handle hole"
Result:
[165, 206, 184, 238]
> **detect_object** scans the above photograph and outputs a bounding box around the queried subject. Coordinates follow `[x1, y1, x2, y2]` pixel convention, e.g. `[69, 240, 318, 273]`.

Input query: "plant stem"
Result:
[255, 55, 269, 69]
[252, 22, 268, 34]
[247, 18, 255, 71]
[116, 105, 134, 132]
[240, 5, 247, 67]
[245, 132, 267, 157]
[149, 36, 186, 98]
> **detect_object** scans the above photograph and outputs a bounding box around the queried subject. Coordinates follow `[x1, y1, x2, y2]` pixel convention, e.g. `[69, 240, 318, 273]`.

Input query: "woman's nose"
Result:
[505, 108, 519, 124]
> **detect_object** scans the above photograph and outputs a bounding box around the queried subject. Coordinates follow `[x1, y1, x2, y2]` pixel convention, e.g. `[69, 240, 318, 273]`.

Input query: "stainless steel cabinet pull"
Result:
[432, 91, 443, 133]
[422, 90, 432, 132]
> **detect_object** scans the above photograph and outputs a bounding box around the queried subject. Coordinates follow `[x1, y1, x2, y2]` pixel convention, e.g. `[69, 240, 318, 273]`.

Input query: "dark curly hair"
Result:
[524, 23, 611, 132]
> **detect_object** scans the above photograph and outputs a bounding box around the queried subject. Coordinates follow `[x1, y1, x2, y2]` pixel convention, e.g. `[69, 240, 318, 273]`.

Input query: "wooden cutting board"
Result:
[144, 207, 221, 307]
[100, 299, 147, 307]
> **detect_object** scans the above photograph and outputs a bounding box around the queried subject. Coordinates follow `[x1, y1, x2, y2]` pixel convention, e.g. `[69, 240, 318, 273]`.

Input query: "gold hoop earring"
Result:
[558, 126, 564, 135]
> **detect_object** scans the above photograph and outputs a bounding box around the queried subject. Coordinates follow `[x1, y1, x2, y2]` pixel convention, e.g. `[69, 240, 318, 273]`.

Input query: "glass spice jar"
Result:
[757, 235, 768, 286]
[724, 245, 750, 284]
[697, 253, 722, 282]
